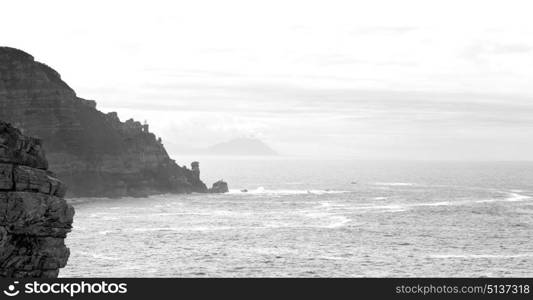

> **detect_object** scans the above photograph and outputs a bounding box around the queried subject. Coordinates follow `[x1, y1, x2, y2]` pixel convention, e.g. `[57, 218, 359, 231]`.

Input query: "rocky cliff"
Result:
[0, 47, 215, 197]
[0, 121, 74, 277]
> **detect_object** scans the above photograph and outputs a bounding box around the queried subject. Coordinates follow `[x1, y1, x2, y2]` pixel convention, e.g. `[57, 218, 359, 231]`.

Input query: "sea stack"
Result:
[0, 121, 74, 278]
[0, 46, 216, 197]
[191, 161, 201, 180]
[209, 180, 229, 193]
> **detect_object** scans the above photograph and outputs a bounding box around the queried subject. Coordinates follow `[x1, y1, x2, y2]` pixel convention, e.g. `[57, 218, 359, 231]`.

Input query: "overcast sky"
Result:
[3, 0, 533, 159]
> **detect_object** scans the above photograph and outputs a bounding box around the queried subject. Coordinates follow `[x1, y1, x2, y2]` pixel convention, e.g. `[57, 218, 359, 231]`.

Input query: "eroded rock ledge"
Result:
[0, 121, 74, 278]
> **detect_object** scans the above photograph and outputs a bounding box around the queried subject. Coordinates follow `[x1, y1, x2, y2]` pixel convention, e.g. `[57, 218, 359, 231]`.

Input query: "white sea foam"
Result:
[364, 191, 532, 212]
[130, 226, 243, 232]
[317, 201, 347, 209]
[475, 199, 498, 203]
[416, 201, 453, 207]
[374, 182, 415, 186]
[319, 256, 346, 260]
[228, 187, 350, 195]
[324, 216, 351, 228]
[268, 217, 352, 229]
[505, 192, 531, 202]
[475, 192, 531, 204]
[430, 253, 533, 259]
[360, 204, 407, 212]
[78, 251, 119, 261]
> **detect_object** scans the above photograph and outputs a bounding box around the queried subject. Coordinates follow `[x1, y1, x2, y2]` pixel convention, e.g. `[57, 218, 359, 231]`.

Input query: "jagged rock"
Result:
[191, 161, 200, 180]
[0, 121, 73, 278]
[0, 192, 74, 236]
[0, 122, 48, 170]
[0, 47, 212, 197]
[13, 166, 51, 194]
[0, 164, 13, 190]
[209, 180, 229, 193]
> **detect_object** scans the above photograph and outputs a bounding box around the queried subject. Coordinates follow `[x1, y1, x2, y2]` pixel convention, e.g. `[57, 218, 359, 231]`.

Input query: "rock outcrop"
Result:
[0, 46, 213, 197]
[209, 180, 229, 193]
[0, 121, 74, 278]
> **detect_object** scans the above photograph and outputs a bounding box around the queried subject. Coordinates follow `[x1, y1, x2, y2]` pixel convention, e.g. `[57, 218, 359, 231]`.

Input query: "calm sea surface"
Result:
[61, 159, 533, 277]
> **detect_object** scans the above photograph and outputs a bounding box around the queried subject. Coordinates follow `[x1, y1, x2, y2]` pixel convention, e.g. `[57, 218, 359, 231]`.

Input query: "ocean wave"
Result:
[374, 182, 415, 186]
[130, 226, 242, 232]
[263, 218, 352, 229]
[416, 201, 453, 207]
[430, 253, 533, 259]
[356, 192, 532, 212]
[316, 201, 347, 209]
[504, 192, 531, 202]
[474, 199, 498, 204]
[67, 198, 96, 205]
[228, 187, 350, 195]
[324, 216, 351, 228]
[77, 251, 120, 261]
[355, 204, 407, 212]
[475, 192, 531, 204]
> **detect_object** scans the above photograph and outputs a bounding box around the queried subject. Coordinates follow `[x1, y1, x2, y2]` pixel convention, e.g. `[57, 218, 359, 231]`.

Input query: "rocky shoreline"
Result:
[0, 121, 74, 278]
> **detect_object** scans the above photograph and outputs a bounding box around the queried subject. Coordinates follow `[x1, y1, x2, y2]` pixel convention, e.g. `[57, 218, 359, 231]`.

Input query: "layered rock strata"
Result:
[0, 121, 74, 278]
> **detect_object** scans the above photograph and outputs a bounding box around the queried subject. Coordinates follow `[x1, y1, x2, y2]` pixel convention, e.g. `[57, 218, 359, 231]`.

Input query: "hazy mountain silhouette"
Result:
[205, 138, 278, 156]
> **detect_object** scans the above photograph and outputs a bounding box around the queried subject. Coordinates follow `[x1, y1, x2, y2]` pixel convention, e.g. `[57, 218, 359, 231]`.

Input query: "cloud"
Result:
[4, 0, 533, 159]
[463, 41, 533, 62]
[96, 81, 533, 159]
[490, 43, 532, 55]
[349, 26, 419, 35]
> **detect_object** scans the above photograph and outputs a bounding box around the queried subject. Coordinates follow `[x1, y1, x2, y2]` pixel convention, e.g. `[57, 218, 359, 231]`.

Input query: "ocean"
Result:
[61, 159, 533, 277]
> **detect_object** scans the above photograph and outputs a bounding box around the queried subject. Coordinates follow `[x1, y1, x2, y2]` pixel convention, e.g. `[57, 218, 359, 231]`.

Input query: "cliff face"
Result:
[0, 47, 209, 197]
[0, 121, 74, 277]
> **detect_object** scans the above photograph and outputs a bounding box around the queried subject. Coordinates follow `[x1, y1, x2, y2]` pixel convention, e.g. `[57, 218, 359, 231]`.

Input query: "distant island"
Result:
[205, 138, 278, 156]
[204, 138, 278, 156]
[172, 138, 278, 156]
